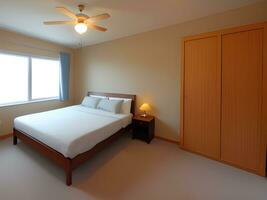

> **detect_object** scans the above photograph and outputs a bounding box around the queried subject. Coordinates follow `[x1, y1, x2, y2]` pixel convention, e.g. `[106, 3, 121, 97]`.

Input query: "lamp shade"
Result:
[139, 103, 151, 112]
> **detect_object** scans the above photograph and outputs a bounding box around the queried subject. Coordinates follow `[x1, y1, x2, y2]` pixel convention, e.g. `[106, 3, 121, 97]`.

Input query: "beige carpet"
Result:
[0, 134, 266, 200]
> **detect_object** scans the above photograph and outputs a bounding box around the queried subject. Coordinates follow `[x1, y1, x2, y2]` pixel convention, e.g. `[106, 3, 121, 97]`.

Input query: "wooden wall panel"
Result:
[183, 36, 221, 159]
[221, 29, 264, 174]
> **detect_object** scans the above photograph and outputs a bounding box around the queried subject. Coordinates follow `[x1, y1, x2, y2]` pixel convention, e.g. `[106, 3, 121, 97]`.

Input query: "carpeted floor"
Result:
[0, 133, 266, 200]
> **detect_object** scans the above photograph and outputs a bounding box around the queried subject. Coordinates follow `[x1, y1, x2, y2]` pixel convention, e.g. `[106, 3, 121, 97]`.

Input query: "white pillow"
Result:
[97, 99, 123, 113]
[81, 96, 101, 108]
[90, 95, 107, 99]
[109, 97, 132, 114]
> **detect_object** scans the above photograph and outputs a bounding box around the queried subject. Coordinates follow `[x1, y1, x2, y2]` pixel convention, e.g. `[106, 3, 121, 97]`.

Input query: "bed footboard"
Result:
[13, 128, 73, 185]
[13, 125, 131, 186]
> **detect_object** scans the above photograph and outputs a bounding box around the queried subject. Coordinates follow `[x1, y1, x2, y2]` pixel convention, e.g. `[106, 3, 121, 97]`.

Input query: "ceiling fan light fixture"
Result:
[44, 5, 110, 33]
[74, 23, 87, 34]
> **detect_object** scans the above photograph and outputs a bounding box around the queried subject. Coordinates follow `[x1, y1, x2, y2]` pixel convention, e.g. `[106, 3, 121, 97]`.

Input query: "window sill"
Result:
[0, 98, 60, 108]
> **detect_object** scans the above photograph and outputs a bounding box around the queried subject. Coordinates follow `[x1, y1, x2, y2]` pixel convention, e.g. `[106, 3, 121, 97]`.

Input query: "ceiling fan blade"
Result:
[86, 22, 107, 32]
[87, 13, 111, 22]
[43, 21, 76, 25]
[56, 7, 77, 19]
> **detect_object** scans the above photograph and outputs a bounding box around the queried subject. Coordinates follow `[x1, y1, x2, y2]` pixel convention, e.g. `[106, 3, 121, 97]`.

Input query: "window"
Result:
[0, 54, 29, 105]
[32, 58, 60, 99]
[0, 52, 60, 106]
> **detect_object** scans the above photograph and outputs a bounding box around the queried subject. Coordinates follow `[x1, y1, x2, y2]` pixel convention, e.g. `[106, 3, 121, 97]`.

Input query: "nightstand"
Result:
[132, 115, 155, 144]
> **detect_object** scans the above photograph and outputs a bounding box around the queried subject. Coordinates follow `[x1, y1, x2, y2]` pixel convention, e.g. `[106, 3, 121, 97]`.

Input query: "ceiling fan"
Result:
[44, 4, 110, 34]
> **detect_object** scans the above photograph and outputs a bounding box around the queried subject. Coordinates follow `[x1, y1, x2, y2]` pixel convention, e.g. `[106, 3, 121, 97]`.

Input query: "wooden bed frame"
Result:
[13, 92, 136, 186]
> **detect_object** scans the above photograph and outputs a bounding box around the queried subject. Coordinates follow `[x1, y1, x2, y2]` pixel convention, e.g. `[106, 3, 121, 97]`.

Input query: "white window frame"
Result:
[0, 51, 60, 107]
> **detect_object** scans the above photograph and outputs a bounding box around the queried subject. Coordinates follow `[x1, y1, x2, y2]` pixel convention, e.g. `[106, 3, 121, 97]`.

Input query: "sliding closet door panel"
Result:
[221, 29, 263, 173]
[262, 24, 267, 176]
[184, 36, 221, 159]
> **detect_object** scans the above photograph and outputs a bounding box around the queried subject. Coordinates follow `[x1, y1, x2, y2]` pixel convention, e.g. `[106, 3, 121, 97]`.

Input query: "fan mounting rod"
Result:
[78, 4, 85, 12]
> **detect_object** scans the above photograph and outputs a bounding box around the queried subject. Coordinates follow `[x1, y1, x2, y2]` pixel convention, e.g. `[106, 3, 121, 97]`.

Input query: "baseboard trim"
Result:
[0, 133, 12, 141]
[155, 136, 180, 145]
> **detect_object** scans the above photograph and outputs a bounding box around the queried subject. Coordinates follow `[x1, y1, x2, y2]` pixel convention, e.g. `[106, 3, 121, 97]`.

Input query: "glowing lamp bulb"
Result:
[74, 23, 87, 34]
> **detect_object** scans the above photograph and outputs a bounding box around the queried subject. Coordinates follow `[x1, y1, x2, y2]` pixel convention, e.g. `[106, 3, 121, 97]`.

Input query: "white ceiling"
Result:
[0, 0, 263, 48]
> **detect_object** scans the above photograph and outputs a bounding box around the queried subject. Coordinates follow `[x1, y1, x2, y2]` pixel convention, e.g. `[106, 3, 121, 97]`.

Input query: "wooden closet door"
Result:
[221, 29, 264, 174]
[183, 36, 221, 159]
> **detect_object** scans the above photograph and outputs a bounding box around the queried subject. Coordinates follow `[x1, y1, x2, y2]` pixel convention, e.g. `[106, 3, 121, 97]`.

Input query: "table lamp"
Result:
[139, 103, 151, 117]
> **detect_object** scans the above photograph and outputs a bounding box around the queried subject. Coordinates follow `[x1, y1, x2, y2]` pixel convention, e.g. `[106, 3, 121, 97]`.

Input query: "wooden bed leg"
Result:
[65, 159, 72, 186]
[66, 171, 72, 186]
[13, 135, 17, 145]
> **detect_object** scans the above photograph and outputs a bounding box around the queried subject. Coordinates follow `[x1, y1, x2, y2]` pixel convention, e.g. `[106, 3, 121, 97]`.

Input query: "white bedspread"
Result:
[14, 105, 132, 158]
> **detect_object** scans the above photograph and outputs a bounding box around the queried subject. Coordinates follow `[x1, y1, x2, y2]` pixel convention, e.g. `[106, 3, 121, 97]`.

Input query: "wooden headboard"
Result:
[87, 92, 136, 115]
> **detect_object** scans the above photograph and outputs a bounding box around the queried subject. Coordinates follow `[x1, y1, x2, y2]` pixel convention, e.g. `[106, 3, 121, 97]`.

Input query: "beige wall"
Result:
[74, 1, 267, 141]
[2, 2, 266, 140]
[0, 29, 74, 136]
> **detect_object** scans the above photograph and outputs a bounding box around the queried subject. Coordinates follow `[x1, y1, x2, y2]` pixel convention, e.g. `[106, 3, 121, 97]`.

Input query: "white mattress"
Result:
[14, 105, 132, 158]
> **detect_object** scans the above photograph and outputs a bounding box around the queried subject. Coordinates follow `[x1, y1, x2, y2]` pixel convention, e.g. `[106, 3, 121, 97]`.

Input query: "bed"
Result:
[13, 92, 136, 186]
